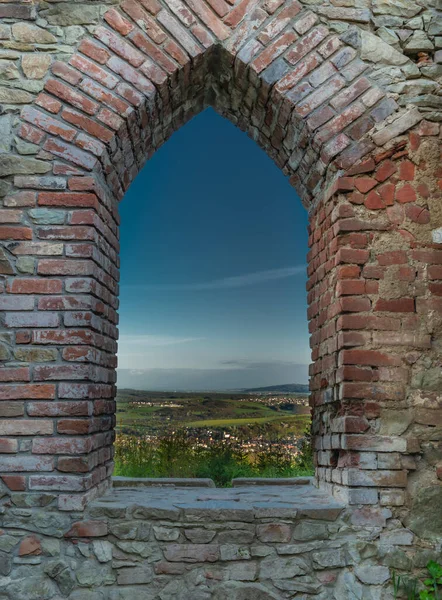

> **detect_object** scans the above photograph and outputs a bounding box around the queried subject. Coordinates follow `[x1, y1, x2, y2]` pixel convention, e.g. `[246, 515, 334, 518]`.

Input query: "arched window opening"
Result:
[115, 108, 312, 485]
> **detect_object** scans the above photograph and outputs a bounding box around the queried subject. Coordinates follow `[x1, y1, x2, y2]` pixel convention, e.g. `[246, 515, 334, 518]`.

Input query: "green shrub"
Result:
[114, 428, 314, 486]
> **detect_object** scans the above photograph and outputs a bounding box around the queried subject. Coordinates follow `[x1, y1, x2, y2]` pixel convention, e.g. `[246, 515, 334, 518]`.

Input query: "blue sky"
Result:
[117, 108, 310, 390]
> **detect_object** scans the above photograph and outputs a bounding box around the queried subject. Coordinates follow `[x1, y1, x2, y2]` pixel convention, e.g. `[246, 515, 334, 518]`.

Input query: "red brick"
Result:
[35, 93, 62, 114]
[164, 40, 188, 65]
[68, 177, 96, 192]
[28, 401, 90, 417]
[128, 30, 177, 74]
[97, 108, 124, 131]
[340, 349, 400, 367]
[18, 123, 45, 145]
[336, 280, 365, 296]
[0, 367, 30, 382]
[277, 53, 321, 93]
[224, 0, 257, 26]
[62, 109, 113, 144]
[38, 259, 93, 276]
[399, 160, 415, 181]
[205, 0, 229, 17]
[337, 314, 400, 331]
[318, 35, 342, 58]
[417, 182, 430, 199]
[16, 331, 32, 345]
[405, 204, 430, 224]
[103, 7, 134, 35]
[139, 0, 162, 14]
[0, 439, 18, 453]
[19, 536, 42, 557]
[377, 251, 407, 266]
[80, 78, 130, 117]
[412, 249, 442, 264]
[340, 296, 371, 312]
[341, 382, 405, 401]
[120, 0, 163, 36]
[378, 182, 395, 205]
[429, 265, 442, 280]
[45, 79, 99, 116]
[51, 61, 82, 86]
[349, 191, 364, 205]
[43, 138, 97, 171]
[94, 26, 145, 67]
[345, 158, 375, 177]
[337, 365, 374, 383]
[258, 1, 301, 44]
[397, 266, 415, 282]
[331, 416, 369, 433]
[364, 191, 384, 210]
[396, 184, 416, 203]
[298, 78, 346, 118]
[375, 298, 415, 313]
[375, 160, 397, 182]
[286, 27, 328, 65]
[362, 265, 384, 279]
[0, 419, 53, 436]
[354, 178, 377, 193]
[330, 77, 370, 111]
[337, 265, 361, 279]
[336, 248, 369, 265]
[69, 54, 119, 90]
[39, 192, 97, 208]
[338, 330, 368, 347]
[65, 521, 108, 538]
[58, 456, 95, 473]
[78, 39, 111, 64]
[251, 31, 297, 73]
[33, 329, 93, 345]
[1, 475, 26, 491]
[0, 226, 32, 240]
[32, 437, 92, 454]
[429, 282, 442, 296]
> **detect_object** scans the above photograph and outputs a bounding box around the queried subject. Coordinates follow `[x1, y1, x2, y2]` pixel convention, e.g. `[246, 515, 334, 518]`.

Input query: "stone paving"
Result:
[92, 479, 345, 522]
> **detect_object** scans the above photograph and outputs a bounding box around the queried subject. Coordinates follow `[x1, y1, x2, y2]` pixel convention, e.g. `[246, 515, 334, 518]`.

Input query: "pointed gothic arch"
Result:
[0, 0, 440, 522]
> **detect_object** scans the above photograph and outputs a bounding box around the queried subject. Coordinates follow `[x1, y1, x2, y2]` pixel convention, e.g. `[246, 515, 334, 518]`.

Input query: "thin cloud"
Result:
[118, 335, 205, 347]
[122, 266, 306, 291]
[219, 359, 295, 369]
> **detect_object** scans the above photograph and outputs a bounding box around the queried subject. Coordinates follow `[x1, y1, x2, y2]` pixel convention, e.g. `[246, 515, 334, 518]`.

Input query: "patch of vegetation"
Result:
[394, 562, 442, 600]
[114, 429, 314, 487]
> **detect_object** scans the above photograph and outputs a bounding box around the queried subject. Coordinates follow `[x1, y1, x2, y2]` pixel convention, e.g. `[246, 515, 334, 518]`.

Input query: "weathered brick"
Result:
[94, 26, 145, 67]
[286, 27, 328, 65]
[45, 79, 99, 116]
[65, 521, 108, 537]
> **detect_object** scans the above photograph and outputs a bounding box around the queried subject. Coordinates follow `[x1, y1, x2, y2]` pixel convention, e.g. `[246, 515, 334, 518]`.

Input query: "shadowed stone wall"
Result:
[2, 479, 441, 600]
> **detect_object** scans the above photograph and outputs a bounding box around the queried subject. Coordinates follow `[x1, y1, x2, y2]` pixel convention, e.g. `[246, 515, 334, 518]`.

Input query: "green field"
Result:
[116, 389, 310, 434]
[185, 414, 310, 429]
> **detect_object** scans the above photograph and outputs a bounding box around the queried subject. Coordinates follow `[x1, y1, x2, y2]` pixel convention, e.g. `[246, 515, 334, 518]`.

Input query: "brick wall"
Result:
[308, 127, 442, 515]
[0, 0, 440, 519]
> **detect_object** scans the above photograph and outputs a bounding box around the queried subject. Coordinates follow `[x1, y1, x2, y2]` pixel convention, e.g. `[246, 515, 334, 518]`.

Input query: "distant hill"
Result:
[243, 383, 309, 394]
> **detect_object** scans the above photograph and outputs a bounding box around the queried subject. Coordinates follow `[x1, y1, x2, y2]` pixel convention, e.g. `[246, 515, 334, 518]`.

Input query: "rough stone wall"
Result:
[0, 480, 440, 600]
[308, 127, 442, 538]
